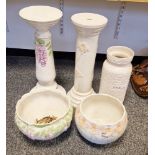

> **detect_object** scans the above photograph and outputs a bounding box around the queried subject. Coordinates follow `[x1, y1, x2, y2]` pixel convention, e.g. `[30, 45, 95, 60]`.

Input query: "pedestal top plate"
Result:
[19, 6, 62, 30]
[71, 13, 108, 28]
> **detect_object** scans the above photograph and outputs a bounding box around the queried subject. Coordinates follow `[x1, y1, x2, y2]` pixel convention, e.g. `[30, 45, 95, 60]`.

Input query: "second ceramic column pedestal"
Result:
[68, 13, 108, 107]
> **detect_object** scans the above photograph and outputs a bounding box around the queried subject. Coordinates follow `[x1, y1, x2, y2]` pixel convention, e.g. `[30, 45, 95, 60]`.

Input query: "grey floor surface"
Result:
[6, 56, 148, 155]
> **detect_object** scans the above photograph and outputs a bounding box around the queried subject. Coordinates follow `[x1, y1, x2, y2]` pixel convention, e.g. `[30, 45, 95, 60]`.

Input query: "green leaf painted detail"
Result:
[48, 50, 52, 56]
[46, 41, 51, 47]
[36, 38, 45, 45]
[47, 45, 51, 50]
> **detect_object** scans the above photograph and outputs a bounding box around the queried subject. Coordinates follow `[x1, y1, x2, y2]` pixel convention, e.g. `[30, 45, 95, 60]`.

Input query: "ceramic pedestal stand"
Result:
[68, 13, 108, 107]
[19, 6, 65, 94]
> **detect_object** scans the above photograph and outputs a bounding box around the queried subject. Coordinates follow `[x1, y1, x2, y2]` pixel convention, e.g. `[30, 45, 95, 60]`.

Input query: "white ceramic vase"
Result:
[75, 94, 128, 144]
[68, 13, 108, 107]
[99, 46, 134, 103]
[19, 6, 65, 94]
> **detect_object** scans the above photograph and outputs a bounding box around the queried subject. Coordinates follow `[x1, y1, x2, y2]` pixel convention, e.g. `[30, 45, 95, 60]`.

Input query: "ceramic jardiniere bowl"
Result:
[15, 88, 73, 140]
[75, 94, 128, 144]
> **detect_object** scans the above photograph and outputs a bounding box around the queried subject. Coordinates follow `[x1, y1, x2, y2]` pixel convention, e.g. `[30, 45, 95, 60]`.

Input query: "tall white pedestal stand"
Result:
[68, 13, 108, 107]
[19, 6, 66, 94]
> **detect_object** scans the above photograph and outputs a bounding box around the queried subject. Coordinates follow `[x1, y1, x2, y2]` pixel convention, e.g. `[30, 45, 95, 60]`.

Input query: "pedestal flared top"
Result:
[19, 6, 62, 22]
[71, 13, 108, 29]
[19, 6, 62, 30]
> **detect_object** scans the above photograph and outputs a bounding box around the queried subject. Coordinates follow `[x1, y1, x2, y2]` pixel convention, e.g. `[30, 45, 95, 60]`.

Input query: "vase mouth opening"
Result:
[107, 46, 134, 65]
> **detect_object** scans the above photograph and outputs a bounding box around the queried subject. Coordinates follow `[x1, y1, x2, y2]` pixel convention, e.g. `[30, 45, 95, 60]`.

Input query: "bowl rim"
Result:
[15, 88, 71, 127]
[79, 94, 127, 127]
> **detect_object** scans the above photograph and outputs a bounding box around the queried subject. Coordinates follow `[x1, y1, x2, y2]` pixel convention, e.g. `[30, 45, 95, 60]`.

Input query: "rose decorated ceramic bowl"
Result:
[75, 94, 128, 144]
[15, 88, 73, 140]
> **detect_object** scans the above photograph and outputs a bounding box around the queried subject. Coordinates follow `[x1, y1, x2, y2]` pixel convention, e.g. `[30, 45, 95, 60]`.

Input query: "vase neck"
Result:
[35, 30, 51, 39]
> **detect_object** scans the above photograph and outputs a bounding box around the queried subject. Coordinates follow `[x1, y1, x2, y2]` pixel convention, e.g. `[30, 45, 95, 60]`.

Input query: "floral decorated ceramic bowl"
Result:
[15, 88, 73, 140]
[75, 94, 128, 144]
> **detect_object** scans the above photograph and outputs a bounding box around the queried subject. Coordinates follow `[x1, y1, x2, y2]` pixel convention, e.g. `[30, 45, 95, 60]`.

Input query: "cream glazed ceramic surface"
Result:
[19, 6, 65, 94]
[68, 13, 108, 107]
[15, 88, 73, 140]
[99, 46, 134, 103]
[75, 94, 128, 144]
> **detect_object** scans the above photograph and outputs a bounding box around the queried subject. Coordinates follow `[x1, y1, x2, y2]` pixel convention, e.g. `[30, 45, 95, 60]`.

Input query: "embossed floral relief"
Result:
[77, 43, 89, 54]
[76, 42, 89, 61]
[15, 107, 73, 140]
[75, 42, 89, 78]
[76, 108, 127, 139]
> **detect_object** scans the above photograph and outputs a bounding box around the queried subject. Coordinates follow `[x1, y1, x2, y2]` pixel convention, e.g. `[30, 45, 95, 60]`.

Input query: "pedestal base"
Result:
[67, 87, 95, 107]
[30, 82, 66, 95]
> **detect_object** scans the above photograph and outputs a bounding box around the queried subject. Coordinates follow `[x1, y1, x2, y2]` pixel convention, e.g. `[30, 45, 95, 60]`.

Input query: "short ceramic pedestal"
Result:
[68, 13, 108, 107]
[19, 6, 65, 94]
